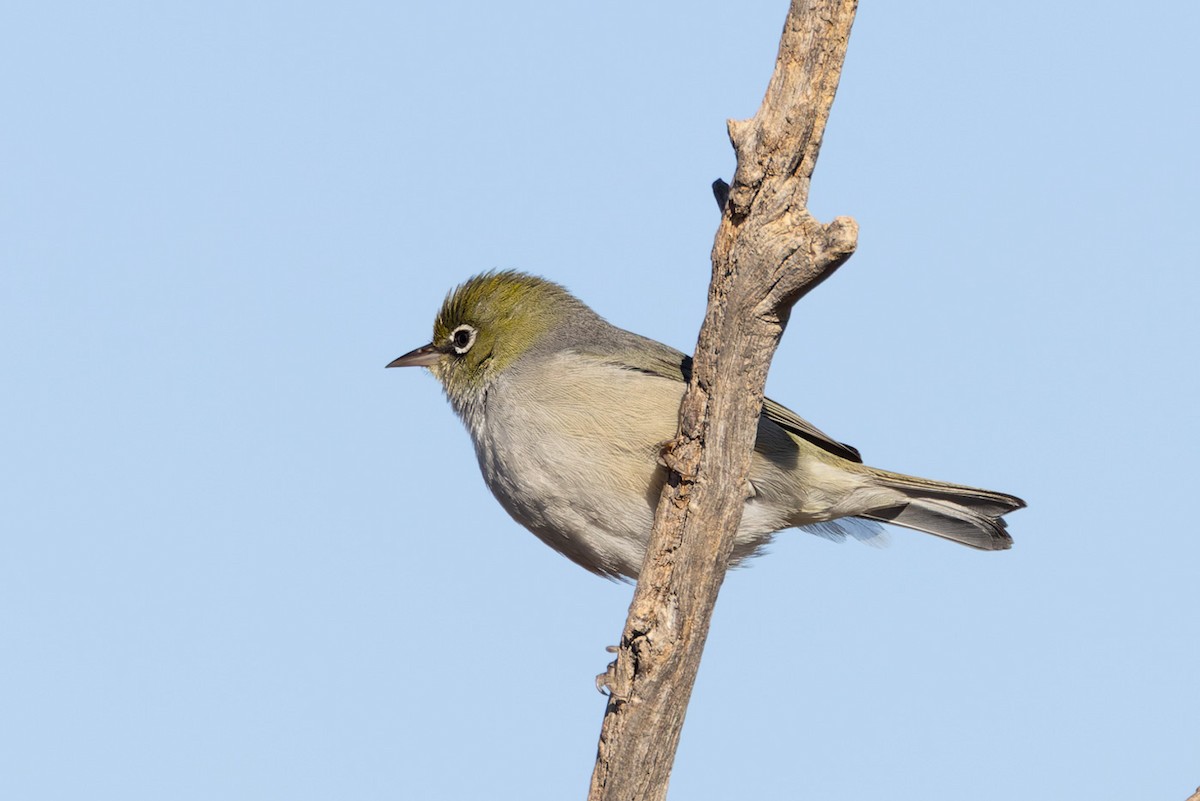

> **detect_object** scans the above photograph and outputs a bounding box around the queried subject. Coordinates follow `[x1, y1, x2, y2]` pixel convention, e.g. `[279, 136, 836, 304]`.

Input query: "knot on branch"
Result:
[821, 215, 858, 262]
[725, 119, 765, 219]
[659, 436, 702, 485]
[749, 211, 858, 318]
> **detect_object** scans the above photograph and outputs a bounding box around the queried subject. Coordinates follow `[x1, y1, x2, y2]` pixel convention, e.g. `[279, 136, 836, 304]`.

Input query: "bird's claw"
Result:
[595, 644, 621, 696]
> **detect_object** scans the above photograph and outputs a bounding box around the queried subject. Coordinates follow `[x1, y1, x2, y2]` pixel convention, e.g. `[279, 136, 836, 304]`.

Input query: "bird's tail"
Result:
[860, 468, 1025, 550]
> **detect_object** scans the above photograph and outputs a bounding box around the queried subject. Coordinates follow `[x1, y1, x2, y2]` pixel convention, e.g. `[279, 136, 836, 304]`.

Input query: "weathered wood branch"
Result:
[587, 2, 859, 799]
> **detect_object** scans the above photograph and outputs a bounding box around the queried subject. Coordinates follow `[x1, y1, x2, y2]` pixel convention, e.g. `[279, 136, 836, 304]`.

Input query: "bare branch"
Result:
[588, 2, 859, 799]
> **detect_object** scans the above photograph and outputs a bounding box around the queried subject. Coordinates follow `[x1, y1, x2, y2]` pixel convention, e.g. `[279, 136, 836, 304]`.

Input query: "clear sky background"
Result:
[3, 2, 1197, 799]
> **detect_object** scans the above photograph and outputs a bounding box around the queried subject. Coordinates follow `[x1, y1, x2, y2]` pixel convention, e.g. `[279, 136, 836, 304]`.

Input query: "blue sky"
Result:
[3, 2, 1198, 799]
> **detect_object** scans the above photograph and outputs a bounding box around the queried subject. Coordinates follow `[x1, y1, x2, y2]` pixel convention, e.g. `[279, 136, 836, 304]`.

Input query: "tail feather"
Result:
[870, 469, 1025, 517]
[861, 499, 1012, 550]
[861, 470, 1024, 551]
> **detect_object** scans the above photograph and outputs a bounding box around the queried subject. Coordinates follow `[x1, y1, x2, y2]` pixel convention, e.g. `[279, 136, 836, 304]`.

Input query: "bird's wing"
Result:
[760, 398, 862, 463]
[590, 333, 863, 464]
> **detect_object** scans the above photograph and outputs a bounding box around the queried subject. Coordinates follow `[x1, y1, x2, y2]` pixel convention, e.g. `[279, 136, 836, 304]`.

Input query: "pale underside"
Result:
[458, 350, 884, 579]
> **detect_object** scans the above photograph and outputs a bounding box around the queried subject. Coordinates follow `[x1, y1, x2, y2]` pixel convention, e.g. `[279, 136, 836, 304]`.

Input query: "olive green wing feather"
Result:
[760, 397, 862, 463]
[587, 332, 863, 464]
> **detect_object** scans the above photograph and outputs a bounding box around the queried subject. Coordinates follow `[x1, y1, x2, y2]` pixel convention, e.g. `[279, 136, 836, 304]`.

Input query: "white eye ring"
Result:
[450, 324, 477, 354]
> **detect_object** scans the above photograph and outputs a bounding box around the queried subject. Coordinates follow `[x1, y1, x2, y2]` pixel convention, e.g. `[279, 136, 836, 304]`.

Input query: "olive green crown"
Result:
[429, 271, 591, 401]
[432, 270, 580, 346]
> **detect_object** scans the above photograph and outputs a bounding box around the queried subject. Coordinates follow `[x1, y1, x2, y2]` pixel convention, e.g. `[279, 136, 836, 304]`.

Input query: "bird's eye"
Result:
[450, 324, 477, 354]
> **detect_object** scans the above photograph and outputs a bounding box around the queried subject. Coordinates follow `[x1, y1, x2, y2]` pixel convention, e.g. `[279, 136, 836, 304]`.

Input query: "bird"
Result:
[388, 270, 1024, 580]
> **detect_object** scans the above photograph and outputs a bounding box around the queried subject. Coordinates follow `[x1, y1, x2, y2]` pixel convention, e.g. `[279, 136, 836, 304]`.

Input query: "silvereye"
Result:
[389, 271, 1023, 579]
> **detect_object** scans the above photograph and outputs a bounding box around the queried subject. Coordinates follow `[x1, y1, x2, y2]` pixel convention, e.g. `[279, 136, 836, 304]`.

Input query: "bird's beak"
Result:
[386, 343, 442, 368]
